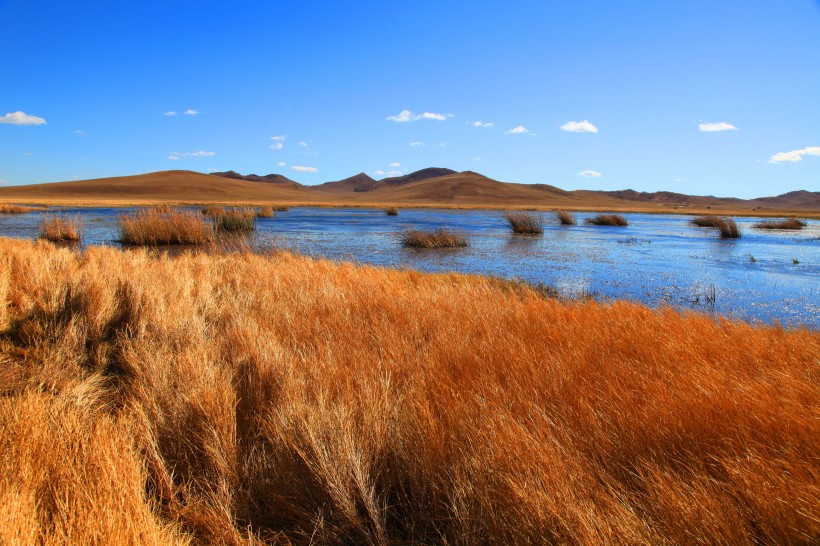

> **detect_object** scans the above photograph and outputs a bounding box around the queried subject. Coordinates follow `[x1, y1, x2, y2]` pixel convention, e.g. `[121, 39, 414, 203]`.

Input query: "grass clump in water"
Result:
[691, 215, 724, 228]
[211, 207, 256, 232]
[385, 206, 399, 216]
[401, 228, 468, 248]
[118, 209, 213, 245]
[201, 205, 226, 217]
[0, 203, 44, 214]
[585, 214, 629, 226]
[554, 210, 576, 225]
[717, 217, 742, 238]
[256, 206, 276, 218]
[753, 218, 807, 230]
[503, 211, 544, 234]
[38, 214, 82, 242]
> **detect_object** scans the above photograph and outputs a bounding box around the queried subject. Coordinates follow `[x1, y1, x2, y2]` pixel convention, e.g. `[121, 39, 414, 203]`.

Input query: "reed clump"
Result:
[211, 207, 256, 232]
[385, 206, 399, 216]
[0, 203, 44, 214]
[585, 214, 629, 226]
[256, 206, 276, 218]
[503, 211, 544, 234]
[118, 209, 213, 245]
[555, 210, 576, 225]
[401, 228, 468, 248]
[150, 204, 173, 213]
[201, 205, 226, 216]
[753, 218, 807, 230]
[717, 217, 742, 238]
[691, 215, 724, 228]
[37, 214, 82, 242]
[0, 237, 817, 545]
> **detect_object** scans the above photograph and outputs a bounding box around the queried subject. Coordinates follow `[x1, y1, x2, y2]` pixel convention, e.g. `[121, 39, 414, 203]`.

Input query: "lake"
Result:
[2, 207, 817, 328]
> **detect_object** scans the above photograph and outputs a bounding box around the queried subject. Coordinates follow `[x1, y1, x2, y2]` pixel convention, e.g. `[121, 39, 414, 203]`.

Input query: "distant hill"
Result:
[0, 168, 817, 215]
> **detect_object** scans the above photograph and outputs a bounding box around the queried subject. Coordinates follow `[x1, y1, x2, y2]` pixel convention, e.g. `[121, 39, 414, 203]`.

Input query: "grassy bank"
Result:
[0, 237, 817, 544]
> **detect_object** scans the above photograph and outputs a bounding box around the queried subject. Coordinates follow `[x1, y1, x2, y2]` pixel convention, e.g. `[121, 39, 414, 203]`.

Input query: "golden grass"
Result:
[717, 217, 742, 238]
[37, 213, 82, 242]
[401, 228, 468, 248]
[0, 204, 44, 214]
[211, 207, 256, 231]
[691, 215, 725, 228]
[385, 206, 399, 216]
[554, 210, 576, 225]
[201, 204, 226, 216]
[256, 206, 275, 218]
[0, 237, 818, 544]
[118, 209, 213, 245]
[753, 218, 807, 230]
[503, 211, 544, 234]
[585, 214, 629, 226]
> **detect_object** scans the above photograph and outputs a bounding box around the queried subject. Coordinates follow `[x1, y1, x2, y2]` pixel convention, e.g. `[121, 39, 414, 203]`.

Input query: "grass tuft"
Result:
[503, 211, 544, 234]
[211, 207, 256, 231]
[0, 203, 44, 214]
[118, 209, 213, 245]
[717, 217, 742, 238]
[554, 210, 576, 225]
[691, 215, 724, 228]
[401, 228, 468, 248]
[753, 218, 807, 230]
[201, 205, 226, 217]
[255, 206, 276, 218]
[585, 214, 629, 226]
[385, 206, 399, 216]
[38, 214, 82, 242]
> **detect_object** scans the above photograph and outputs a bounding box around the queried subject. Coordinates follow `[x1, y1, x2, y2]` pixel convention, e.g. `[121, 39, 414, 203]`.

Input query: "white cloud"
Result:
[374, 170, 404, 177]
[271, 135, 286, 141]
[184, 109, 200, 116]
[0, 179, 8, 185]
[699, 121, 737, 132]
[164, 111, 177, 116]
[505, 125, 530, 135]
[386, 109, 451, 122]
[23, 152, 34, 156]
[577, 170, 602, 178]
[291, 165, 317, 173]
[270, 142, 283, 150]
[168, 150, 215, 160]
[470, 121, 493, 127]
[561, 120, 598, 133]
[74, 130, 87, 136]
[389, 162, 401, 167]
[299, 141, 308, 147]
[409, 141, 424, 146]
[768, 146, 820, 164]
[277, 161, 286, 167]
[0, 111, 46, 126]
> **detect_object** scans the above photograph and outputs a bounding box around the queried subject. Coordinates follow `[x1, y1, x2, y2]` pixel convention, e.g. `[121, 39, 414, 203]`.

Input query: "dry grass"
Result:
[256, 206, 276, 218]
[717, 217, 742, 238]
[385, 206, 399, 216]
[0, 237, 818, 545]
[211, 207, 256, 231]
[691, 215, 725, 228]
[201, 205, 226, 217]
[118, 209, 214, 245]
[585, 214, 629, 226]
[753, 218, 807, 230]
[0, 204, 44, 214]
[37, 214, 82, 242]
[555, 210, 576, 225]
[503, 211, 544, 234]
[401, 228, 468, 248]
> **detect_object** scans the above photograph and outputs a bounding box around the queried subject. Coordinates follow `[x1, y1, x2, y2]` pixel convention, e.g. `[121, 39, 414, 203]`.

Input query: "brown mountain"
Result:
[380, 167, 457, 187]
[211, 170, 304, 189]
[314, 173, 380, 193]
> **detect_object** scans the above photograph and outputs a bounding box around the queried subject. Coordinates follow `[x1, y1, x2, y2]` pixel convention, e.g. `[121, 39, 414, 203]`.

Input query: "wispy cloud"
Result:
[373, 170, 404, 177]
[561, 120, 598, 133]
[768, 146, 820, 164]
[291, 165, 317, 173]
[470, 121, 493, 128]
[184, 109, 200, 116]
[270, 142, 283, 150]
[0, 111, 46, 126]
[277, 161, 286, 167]
[577, 170, 602, 178]
[299, 141, 308, 147]
[74, 130, 87, 136]
[409, 141, 425, 146]
[505, 125, 530, 135]
[164, 111, 177, 116]
[168, 150, 215, 160]
[270, 135, 286, 150]
[699, 121, 737, 132]
[389, 162, 401, 167]
[387, 109, 452, 122]
[0, 179, 9, 185]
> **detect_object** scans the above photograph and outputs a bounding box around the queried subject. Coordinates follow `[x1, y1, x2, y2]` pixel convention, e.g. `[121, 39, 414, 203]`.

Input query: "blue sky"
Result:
[1, 0, 818, 198]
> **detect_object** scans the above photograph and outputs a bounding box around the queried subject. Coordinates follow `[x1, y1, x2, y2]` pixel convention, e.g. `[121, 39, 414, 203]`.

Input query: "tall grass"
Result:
[0, 203, 44, 214]
[503, 211, 544, 234]
[201, 204, 226, 216]
[754, 218, 807, 230]
[211, 207, 256, 231]
[691, 215, 724, 228]
[256, 206, 276, 218]
[554, 210, 576, 225]
[585, 214, 628, 226]
[385, 206, 399, 216]
[401, 228, 468, 248]
[0, 237, 817, 544]
[37, 214, 82, 242]
[717, 217, 742, 238]
[118, 209, 213, 245]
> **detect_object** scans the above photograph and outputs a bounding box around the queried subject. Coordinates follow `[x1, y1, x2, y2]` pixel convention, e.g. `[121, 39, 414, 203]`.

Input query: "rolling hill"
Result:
[0, 168, 817, 216]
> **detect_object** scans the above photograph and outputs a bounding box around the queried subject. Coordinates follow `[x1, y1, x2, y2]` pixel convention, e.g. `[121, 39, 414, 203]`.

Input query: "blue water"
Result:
[2, 207, 818, 328]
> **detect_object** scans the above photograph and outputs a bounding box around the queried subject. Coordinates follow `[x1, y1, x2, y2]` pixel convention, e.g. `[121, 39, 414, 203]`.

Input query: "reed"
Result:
[211, 207, 256, 231]
[0, 237, 817, 545]
[691, 215, 724, 228]
[753, 218, 807, 230]
[117, 209, 213, 245]
[717, 217, 741, 238]
[554, 210, 576, 225]
[201, 205, 226, 216]
[37, 214, 82, 242]
[0, 203, 43, 214]
[256, 206, 276, 218]
[585, 214, 628, 226]
[385, 206, 399, 216]
[503, 211, 544, 234]
[401, 228, 468, 248]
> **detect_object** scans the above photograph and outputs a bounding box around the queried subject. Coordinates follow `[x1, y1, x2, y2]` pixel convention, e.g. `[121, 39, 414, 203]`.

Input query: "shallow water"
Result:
[2, 207, 818, 328]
